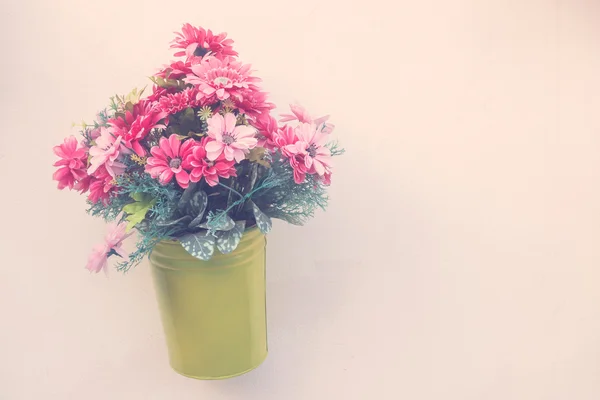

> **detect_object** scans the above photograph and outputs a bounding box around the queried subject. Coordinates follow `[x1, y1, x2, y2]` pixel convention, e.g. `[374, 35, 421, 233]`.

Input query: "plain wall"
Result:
[1, 0, 600, 399]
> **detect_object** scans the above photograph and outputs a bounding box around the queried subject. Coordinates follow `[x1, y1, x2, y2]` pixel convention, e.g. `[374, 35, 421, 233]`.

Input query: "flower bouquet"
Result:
[52, 24, 342, 379]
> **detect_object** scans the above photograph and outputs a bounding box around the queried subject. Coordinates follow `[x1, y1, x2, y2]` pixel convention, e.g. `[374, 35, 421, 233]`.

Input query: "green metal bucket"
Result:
[149, 227, 268, 379]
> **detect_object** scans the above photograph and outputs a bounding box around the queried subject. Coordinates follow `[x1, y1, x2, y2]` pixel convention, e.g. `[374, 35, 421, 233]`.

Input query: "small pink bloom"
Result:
[235, 89, 275, 120]
[280, 103, 335, 134]
[88, 128, 130, 178]
[52, 136, 89, 190]
[170, 24, 237, 62]
[275, 123, 333, 184]
[86, 221, 132, 274]
[158, 87, 202, 115]
[184, 56, 260, 102]
[156, 60, 193, 80]
[285, 123, 332, 176]
[109, 100, 167, 156]
[252, 113, 279, 150]
[145, 135, 195, 188]
[205, 113, 257, 162]
[182, 137, 237, 186]
[87, 166, 115, 205]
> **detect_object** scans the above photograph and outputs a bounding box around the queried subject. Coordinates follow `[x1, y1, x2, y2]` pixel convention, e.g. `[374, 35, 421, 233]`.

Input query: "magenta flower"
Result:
[235, 89, 275, 120]
[145, 135, 195, 188]
[158, 87, 202, 115]
[88, 128, 130, 178]
[156, 60, 193, 80]
[184, 56, 260, 102]
[252, 113, 279, 150]
[280, 104, 335, 134]
[182, 137, 237, 186]
[87, 166, 116, 205]
[53, 136, 89, 190]
[86, 221, 132, 273]
[109, 100, 167, 156]
[171, 24, 237, 62]
[205, 113, 257, 163]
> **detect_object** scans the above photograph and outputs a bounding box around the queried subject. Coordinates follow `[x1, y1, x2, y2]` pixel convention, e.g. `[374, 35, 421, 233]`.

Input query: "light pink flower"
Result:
[287, 123, 332, 176]
[109, 100, 167, 156]
[205, 113, 257, 162]
[182, 137, 237, 186]
[276, 123, 333, 184]
[280, 104, 335, 134]
[171, 24, 237, 62]
[88, 128, 130, 178]
[145, 135, 195, 188]
[86, 221, 132, 274]
[53, 136, 89, 190]
[184, 56, 260, 102]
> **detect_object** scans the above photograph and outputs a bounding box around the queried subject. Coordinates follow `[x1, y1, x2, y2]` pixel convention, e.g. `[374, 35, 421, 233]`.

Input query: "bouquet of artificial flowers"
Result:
[52, 24, 343, 272]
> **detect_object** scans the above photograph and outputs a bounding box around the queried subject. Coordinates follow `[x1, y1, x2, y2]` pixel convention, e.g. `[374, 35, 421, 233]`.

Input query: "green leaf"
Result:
[202, 212, 235, 232]
[188, 190, 208, 217]
[156, 215, 192, 227]
[180, 230, 215, 261]
[252, 202, 272, 234]
[178, 182, 198, 212]
[216, 221, 245, 254]
[122, 193, 156, 231]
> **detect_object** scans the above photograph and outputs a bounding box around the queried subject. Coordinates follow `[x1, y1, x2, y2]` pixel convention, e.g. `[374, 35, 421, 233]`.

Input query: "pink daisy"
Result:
[158, 87, 202, 115]
[277, 123, 333, 184]
[88, 127, 130, 178]
[87, 166, 116, 205]
[182, 137, 237, 186]
[155, 60, 193, 80]
[86, 221, 132, 273]
[280, 103, 335, 134]
[235, 89, 275, 120]
[252, 113, 279, 150]
[205, 113, 257, 162]
[184, 56, 260, 102]
[52, 136, 89, 190]
[109, 100, 167, 156]
[171, 24, 237, 62]
[145, 135, 195, 188]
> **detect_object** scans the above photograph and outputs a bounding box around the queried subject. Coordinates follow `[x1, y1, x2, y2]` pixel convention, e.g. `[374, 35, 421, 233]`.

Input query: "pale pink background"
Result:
[1, 1, 600, 399]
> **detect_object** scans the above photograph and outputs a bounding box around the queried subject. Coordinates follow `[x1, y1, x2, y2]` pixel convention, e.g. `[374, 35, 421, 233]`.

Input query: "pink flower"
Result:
[156, 60, 193, 80]
[286, 123, 332, 175]
[53, 136, 89, 190]
[276, 123, 333, 184]
[182, 137, 237, 186]
[252, 113, 279, 150]
[109, 100, 167, 156]
[87, 166, 116, 205]
[171, 24, 237, 62]
[235, 89, 275, 120]
[280, 104, 335, 134]
[86, 221, 132, 273]
[88, 128, 130, 178]
[145, 135, 195, 188]
[205, 113, 257, 162]
[146, 86, 173, 102]
[158, 87, 202, 115]
[184, 56, 260, 102]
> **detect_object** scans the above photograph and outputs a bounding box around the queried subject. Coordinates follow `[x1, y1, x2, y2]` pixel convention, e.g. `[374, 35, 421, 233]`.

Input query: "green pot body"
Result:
[149, 227, 268, 380]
